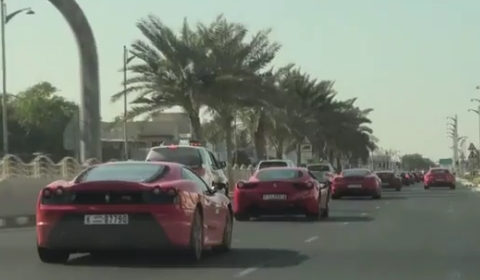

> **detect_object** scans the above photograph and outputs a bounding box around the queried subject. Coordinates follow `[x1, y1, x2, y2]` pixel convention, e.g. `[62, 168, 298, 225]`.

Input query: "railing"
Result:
[0, 155, 255, 182]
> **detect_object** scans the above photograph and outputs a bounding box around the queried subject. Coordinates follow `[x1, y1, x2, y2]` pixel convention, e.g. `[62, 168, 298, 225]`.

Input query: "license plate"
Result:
[436, 179, 444, 182]
[381, 183, 389, 186]
[84, 214, 129, 225]
[348, 184, 362, 188]
[263, 194, 287, 200]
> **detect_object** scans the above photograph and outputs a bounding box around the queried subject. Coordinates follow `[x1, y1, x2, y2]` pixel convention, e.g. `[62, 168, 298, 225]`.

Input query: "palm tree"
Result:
[195, 15, 280, 185]
[110, 15, 207, 141]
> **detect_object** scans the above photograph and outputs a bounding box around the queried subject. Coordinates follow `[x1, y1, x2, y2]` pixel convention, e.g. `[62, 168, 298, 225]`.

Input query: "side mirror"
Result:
[218, 161, 226, 169]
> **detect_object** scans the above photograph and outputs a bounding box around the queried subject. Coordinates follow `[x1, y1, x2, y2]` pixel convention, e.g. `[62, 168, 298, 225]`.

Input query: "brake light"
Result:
[236, 181, 257, 189]
[41, 187, 68, 205]
[168, 145, 178, 149]
[306, 181, 314, 188]
[333, 176, 344, 183]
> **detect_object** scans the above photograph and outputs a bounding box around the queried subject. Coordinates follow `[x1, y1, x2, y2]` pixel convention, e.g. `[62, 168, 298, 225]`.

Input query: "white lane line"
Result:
[360, 212, 368, 216]
[236, 267, 258, 278]
[342, 222, 349, 225]
[447, 209, 454, 213]
[447, 271, 461, 280]
[375, 206, 380, 209]
[304, 236, 319, 243]
[384, 201, 390, 205]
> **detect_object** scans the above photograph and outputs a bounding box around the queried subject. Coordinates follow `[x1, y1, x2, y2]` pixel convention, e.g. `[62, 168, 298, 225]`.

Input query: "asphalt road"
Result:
[1, 182, 479, 280]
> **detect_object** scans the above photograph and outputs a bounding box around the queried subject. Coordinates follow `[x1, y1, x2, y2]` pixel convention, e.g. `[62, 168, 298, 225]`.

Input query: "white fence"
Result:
[0, 155, 255, 183]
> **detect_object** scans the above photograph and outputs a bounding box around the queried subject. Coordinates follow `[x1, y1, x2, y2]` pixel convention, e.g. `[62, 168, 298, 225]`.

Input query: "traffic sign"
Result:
[439, 158, 453, 165]
[469, 151, 477, 159]
[469, 143, 477, 151]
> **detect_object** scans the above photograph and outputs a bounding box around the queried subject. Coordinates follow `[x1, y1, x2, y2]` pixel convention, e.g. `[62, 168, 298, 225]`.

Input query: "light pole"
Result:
[447, 115, 459, 171]
[122, 45, 136, 160]
[0, 1, 34, 154]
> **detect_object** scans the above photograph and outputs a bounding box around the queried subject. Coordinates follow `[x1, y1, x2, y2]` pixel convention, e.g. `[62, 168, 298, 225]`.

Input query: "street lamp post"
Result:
[122, 45, 135, 160]
[0, 0, 34, 154]
[447, 115, 459, 171]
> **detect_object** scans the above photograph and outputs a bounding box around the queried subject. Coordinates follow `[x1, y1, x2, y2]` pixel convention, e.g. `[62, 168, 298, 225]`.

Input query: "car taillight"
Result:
[41, 187, 67, 205]
[333, 177, 344, 183]
[306, 181, 314, 188]
[149, 187, 179, 204]
[236, 181, 257, 189]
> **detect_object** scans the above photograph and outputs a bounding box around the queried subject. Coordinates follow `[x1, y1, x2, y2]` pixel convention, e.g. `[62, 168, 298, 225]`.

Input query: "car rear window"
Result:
[146, 147, 203, 167]
[258, 161, 288, 169]
[342, 169, 371, 177]
[307, 165, 330, 172]
[256, 169, 304, 181]
[80, 163, 168, 183]
[430, 169, 450, 174]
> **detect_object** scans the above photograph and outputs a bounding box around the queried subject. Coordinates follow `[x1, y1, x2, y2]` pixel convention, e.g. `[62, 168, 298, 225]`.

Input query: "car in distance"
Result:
[331, 168, 382, 199]
[423, 168, 456, 190]
[398, 171, 411, 186]
[254, 159, 296, 171]
[306, 163, 335, 183]
[375, 171, 402, 191]
[36, 161, 232, 264]
[233, 167, 330, 221]
[145, 141, 229, 195]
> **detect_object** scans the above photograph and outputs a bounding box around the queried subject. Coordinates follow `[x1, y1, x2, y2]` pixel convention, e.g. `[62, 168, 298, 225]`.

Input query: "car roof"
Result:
[150, 145, 203, 150]
[307, 163, 331, 166]
[101, 160, 183, 169]
[259, 159, 292, 163]
[256, 166, 304, 172]
[376, 170, 395, 173]
[343, 168, 370, 172]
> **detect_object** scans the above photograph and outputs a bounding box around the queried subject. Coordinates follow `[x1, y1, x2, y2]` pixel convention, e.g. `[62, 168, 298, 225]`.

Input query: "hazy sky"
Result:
[8, 0, 480, 160]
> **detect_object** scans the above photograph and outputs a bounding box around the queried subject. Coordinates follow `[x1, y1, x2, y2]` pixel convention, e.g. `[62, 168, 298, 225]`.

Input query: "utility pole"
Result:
[447, 115, 459, 171]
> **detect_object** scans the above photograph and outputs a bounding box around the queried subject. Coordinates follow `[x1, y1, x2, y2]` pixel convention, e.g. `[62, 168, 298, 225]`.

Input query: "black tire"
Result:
[395, 187, 401, 191]
[37, 247, 69, 264]
[331, 194, 341, 200]
[424, 185, 430, 190]
[450, 185, 456, 190]
[212, 210, 233, 253]
[186, 208, 204, 262]
[372, 192, 381, 199]
[234, 213, 249, 221]
[320, 203, 329, 219]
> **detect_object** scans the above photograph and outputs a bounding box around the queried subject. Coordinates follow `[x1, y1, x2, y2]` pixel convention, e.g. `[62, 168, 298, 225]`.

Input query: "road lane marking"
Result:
[304, 236, 318, 243]
[236, 267, 258, 278]
[360, 212, 368, 216]
[384, 201, 390, 205]
[342, 222, 349, 225]
[447, 209, 454, 213]
[375, 206, 380, 209]
[447, 271, 461, 280]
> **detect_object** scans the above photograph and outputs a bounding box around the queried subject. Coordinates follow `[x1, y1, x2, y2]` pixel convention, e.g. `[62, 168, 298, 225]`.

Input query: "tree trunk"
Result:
[188, 113, 202, 142]
[296, 143, 302, 165]
[275, 139, 284, 159]
[335, 153, 342, 172]
[328, 149, 334, 164]
[222, 115, 235, 188]
[254, 111, 267, 160]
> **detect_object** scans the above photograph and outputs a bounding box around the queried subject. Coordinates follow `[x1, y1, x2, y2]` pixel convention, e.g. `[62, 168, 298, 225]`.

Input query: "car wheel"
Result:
[37, 246, 69, 264]
[212, 210, 233, 253]
[320, 203, 329, 219]
[331, 194, 341, 200]
[187, 208, 204, 262]
[395, 187, 401, 191]
[234, 213, 250, 221]
[450, 185, 456, 190]
[424, 185, 430, 190]
[372, 192, 381, 199]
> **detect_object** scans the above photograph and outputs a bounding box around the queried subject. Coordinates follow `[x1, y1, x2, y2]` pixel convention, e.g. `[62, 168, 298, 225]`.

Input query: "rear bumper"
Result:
[424, 181, 455, 187]
[331, 187, 378, 197]
[37, 209, 192, 252]
[234, 192, 318, 215]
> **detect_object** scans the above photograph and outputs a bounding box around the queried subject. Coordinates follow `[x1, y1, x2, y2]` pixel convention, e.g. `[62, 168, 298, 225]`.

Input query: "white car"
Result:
[255, 159, 296, 172]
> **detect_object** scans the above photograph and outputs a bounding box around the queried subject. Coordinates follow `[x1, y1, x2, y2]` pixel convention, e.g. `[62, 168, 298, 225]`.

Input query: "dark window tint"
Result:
[430, 169, 450, 174]
[80, 163, 167, 183]
[146, 147, 203, 167]
[342, 169, 371, 177]
[257, 169, 304, 181]
[307, 165, 330, 172]
[258, 161, 288, 169]
[309, 171, 327, 181]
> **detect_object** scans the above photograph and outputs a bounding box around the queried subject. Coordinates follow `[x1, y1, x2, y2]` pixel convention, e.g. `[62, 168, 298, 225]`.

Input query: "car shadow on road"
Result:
[323, 215, 373, 223]
[66, 248, 309, 268]
[250, 216, 316, 223]
[338, 196, 405, 201]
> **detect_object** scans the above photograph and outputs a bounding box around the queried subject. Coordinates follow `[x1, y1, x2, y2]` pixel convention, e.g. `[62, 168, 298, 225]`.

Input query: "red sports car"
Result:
[233, 167, 330, 221]
[423, 168, 456, 190]
[331, 168, 382, 199]
[36, 161, 232, 264]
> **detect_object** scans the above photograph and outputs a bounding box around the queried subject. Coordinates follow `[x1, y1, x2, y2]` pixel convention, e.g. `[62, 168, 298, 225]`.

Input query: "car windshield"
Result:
[256, 169, 303, 181]
[80, 163, 167, 183]
[146, 147, 203, 167]
[307, 165, 330, 172]
[258, 161, 288, 169]
[342, 169, 371, 177]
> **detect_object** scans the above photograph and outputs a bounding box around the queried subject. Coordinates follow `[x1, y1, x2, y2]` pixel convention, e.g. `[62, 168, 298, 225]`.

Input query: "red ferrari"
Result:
[36, 161, 232, 264]
[331, 168, 382, 199]
[423, 168, 456, 190]
[233, 167, 330, 221]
